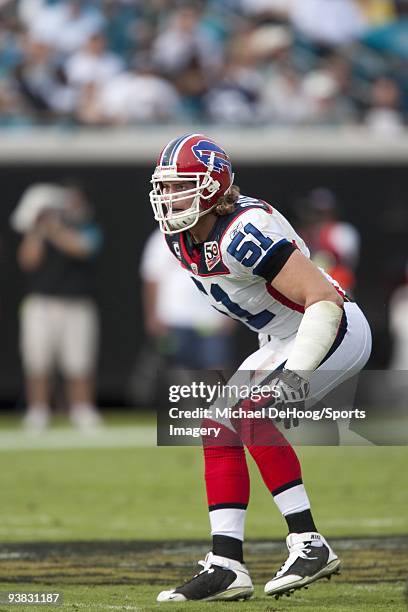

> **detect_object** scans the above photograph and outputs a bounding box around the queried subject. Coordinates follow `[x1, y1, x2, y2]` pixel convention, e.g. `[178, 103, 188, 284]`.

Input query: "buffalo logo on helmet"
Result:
[192, 140, 232, 174]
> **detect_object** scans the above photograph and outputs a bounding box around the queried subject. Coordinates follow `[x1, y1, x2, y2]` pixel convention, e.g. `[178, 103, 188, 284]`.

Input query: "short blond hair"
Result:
[214, 185, 240, 216]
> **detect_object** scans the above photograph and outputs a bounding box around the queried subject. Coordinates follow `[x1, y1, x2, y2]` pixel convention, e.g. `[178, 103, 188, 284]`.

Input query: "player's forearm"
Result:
[17, 234, 44, 271]
[285, 299, 344, 379]
[46, 227, 91, 258]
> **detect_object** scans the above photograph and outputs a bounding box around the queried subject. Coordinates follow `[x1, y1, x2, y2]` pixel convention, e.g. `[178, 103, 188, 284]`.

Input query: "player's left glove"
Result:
[271, 369, 310, 429]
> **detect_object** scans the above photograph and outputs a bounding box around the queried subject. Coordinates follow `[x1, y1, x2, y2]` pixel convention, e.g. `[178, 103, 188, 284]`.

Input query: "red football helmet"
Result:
[150, 133, 234, 234]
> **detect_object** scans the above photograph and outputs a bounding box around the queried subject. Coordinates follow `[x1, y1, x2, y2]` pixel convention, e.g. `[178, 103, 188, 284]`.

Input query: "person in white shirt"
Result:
[140, 228, 234, 369]
[86, 60, 181, 124]
[65, 32, 123, 90]
[28, 0, 105, 55]
[151, 5, 222, 77]
[290, 0, 367, 47]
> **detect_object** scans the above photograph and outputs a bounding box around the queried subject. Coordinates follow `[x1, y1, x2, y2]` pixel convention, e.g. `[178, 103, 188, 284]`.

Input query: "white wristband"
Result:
[285, 300, 344, 379]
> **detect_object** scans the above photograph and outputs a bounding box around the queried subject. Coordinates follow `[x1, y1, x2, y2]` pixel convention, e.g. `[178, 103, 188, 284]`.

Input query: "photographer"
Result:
[13, 182, 103, 431]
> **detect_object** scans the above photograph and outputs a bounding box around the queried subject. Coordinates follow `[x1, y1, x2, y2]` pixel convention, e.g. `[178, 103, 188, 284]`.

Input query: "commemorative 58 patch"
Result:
[204, 241, 221, 271]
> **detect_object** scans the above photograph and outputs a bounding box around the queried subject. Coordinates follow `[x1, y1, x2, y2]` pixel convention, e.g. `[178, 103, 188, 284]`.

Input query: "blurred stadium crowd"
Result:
[0, 0, 407, 130]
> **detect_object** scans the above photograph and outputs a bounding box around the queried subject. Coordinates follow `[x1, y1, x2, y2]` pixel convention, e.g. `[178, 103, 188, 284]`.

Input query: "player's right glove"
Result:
[271, 368, 310, 429]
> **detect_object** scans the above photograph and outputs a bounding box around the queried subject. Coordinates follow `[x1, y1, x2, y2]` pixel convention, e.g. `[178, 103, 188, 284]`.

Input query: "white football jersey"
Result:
[165, 195, 342, 340]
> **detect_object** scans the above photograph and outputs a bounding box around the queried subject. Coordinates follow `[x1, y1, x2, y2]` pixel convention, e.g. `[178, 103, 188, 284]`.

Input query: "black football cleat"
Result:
[264, 532, 341, 599]
[157, 552, 254, 602]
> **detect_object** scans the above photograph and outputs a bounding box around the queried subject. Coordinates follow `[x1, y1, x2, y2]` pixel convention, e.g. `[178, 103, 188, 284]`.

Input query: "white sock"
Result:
[209, 508, 246, 541]
[273, 484, 311, 517]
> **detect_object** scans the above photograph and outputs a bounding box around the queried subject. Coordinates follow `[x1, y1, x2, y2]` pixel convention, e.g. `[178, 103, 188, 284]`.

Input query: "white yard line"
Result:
[0, 426, 156, 451]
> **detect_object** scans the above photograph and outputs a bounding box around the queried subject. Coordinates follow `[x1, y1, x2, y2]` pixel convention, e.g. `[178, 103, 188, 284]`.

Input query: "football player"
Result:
[149, 134, 372, 602]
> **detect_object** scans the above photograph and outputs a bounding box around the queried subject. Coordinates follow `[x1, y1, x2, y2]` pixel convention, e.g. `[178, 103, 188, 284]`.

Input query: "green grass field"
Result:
[0, 413, 407, 611]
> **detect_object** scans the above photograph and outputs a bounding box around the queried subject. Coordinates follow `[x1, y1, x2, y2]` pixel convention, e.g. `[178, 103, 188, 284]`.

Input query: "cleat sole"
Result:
[266, 558, 342, 597]
[203, 587, 254, 602]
